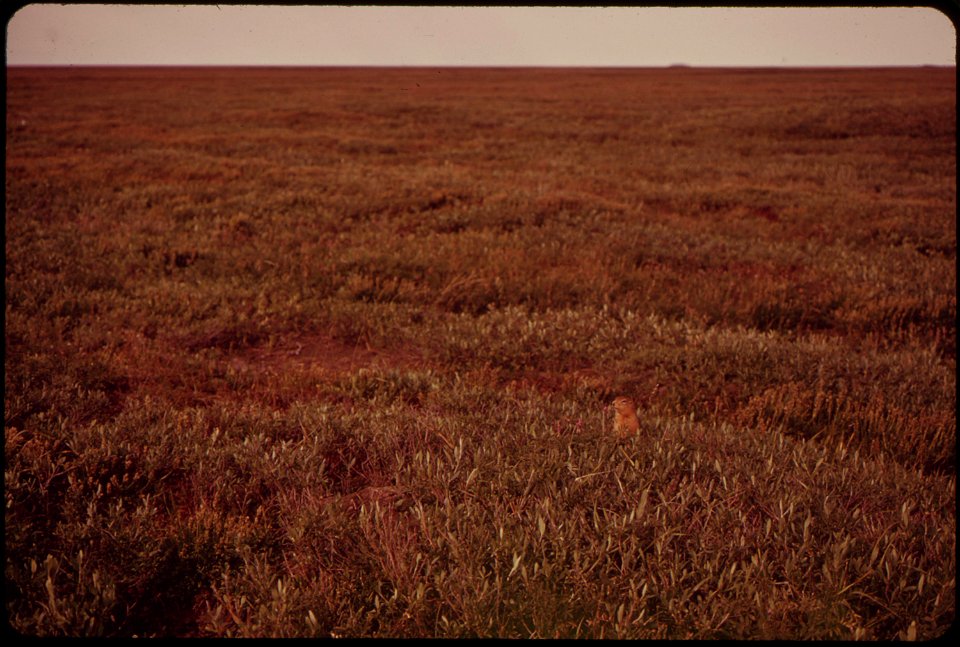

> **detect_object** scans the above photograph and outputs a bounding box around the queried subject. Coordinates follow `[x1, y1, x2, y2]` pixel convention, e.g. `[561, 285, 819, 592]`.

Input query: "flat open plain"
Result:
[5, 66, 956, 638]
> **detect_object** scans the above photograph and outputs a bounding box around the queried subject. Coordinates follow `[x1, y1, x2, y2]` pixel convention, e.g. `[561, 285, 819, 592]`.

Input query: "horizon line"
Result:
[6, 63, 956, 69]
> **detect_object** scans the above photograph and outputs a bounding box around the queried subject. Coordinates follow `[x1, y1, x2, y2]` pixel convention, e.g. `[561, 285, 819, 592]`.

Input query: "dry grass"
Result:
[5, 66, 956, 638]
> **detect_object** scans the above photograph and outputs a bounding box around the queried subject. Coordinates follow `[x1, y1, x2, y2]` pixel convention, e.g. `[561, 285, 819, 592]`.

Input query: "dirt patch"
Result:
[108, 329, 430, 409]
[227, 332, 428, 378]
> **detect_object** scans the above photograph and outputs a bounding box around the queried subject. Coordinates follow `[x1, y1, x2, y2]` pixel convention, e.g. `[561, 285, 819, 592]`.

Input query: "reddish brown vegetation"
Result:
[5, 66, 955, 638]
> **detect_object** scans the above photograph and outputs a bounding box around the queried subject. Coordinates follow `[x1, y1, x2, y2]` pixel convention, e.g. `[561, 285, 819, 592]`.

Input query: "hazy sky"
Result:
[5, 4, 957, 67]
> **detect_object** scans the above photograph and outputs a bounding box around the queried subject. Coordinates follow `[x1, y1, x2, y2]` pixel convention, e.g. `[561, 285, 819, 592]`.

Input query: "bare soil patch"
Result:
[227, 332, 429, 378]
[109, 330, 430, 409]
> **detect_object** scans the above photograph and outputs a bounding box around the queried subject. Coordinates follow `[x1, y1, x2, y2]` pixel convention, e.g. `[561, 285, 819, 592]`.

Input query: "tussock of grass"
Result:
[5, 67, 955, 637]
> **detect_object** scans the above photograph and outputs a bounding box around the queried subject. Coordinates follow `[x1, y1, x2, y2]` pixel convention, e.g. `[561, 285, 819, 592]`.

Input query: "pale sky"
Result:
[5, 4, 957, 67]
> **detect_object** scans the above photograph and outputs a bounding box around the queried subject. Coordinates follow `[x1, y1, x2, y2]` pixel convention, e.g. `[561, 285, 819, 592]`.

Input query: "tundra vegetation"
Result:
[4, 66, 956, 638]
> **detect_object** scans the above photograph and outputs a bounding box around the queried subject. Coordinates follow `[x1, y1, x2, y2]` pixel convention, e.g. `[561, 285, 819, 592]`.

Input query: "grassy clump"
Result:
[5, 66, 956, 638]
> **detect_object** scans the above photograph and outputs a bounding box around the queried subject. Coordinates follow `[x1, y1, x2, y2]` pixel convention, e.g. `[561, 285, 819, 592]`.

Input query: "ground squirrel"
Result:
[612, 384, 660, 438]
[612, 395, 640, 438]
